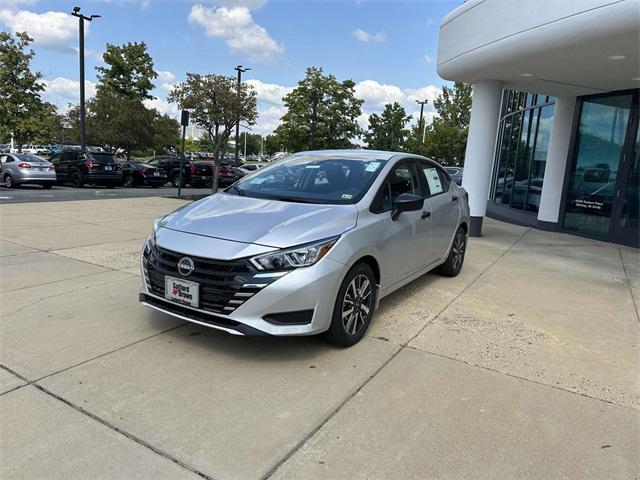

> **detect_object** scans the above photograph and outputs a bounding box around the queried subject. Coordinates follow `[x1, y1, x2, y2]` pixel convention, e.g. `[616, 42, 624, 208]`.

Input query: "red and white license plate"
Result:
[165, 276, 199, 307]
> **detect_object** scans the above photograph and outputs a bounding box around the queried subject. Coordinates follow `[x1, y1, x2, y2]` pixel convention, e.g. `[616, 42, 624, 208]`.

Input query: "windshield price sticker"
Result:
[365, 162, 381, 172]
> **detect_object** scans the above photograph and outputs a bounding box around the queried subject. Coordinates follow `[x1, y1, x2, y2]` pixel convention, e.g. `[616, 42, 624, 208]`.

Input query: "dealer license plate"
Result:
[165, 276, 199, 308]
[104, 165, 112, 171]
[154, 171, 160, 176]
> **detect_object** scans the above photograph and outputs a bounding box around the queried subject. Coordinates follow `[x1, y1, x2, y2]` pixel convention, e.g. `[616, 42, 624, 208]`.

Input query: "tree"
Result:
[0, 32, 59, 150]
[151, 111, 180, 154]
[264, 133, 283, 155]
[364, 102, 412, 151]
[416, 82, 472, 166]
[96, 42, 157, 101]
[168, 73, 258, 162]
[274, 67, 363, 152]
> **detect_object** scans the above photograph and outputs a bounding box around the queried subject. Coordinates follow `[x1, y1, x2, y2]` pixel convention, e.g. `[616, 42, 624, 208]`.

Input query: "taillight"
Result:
[190, 165, 196, 174]
[84, 161, 93, 168]
[17, 162, 31, 168]
[49, 164, 55, 169]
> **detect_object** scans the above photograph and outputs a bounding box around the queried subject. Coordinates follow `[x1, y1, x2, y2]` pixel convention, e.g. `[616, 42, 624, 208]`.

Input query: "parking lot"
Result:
[0, 185, 214, 204]
[1, 195, 638, 479]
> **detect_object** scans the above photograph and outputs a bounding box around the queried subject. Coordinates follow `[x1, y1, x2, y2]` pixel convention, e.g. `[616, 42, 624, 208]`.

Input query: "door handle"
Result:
[451, 195, 458, 202]
[421, 211, 431, 219]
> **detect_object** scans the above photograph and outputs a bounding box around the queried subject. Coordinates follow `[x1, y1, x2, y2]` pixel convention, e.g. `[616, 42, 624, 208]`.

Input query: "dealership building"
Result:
[437, 0, 639, 247]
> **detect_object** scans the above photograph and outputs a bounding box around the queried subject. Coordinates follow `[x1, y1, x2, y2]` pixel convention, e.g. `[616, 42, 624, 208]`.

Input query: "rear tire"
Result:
[123, 175, 134, 188]
[438, 226, 467, 277]
[4, 174, 15, 188]
[325, 263, 377, 347]
[70, 171, 84, 188]
[171, 175, 183, 188]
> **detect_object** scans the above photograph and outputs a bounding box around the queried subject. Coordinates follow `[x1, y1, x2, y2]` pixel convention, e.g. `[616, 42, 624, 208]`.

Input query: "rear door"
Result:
[417, 160, 460, 261]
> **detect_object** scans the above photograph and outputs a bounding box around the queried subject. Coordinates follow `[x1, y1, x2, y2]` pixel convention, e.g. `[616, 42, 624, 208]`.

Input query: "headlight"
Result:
[147, 217, 162, 250]
[250, 237, 339, 271]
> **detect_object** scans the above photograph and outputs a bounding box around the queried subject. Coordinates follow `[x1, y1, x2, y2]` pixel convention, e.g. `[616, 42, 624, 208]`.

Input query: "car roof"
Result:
[291, 150, 439, 164]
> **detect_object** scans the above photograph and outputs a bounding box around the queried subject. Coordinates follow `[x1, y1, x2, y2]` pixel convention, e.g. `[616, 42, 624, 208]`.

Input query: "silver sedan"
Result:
[0, 153, 57, 188]
[140, 150, 470, 346]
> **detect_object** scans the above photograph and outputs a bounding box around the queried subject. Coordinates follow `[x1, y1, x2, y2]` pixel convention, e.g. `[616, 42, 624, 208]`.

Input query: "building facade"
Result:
[437, 0, 639, 247]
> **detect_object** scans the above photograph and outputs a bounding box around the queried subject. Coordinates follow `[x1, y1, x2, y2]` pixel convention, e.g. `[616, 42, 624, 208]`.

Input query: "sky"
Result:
[0, 0, 460, 138]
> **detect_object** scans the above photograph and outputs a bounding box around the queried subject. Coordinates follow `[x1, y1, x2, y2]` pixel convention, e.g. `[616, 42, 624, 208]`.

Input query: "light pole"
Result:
[71, 7, 100, 150]
[415, 99, 428, 143]
[234, 65, 251, 166]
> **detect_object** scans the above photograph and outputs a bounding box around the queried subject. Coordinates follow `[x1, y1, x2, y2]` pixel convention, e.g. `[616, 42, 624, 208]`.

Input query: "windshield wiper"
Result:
[272, 196, 322, 204]
[227, 184, 245, 196]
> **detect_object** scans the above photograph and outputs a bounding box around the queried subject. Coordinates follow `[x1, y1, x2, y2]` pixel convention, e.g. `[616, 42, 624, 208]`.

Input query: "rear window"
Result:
[89, 152, 116, 163]
[15, 154, 45, 162]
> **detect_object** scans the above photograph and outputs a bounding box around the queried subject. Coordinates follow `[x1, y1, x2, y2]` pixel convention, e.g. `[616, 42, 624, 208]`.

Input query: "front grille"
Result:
[143, 245, 267, 315]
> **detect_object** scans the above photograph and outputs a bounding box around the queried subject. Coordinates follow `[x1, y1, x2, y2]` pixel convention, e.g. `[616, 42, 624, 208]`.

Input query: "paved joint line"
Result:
[618, 248, 639, 324]
[33, 323, 188, 383]
[404, 228, 531, 347]
[406, 345, 639, 412]
[1, 269, 134, 294]
[262, 340, 404, 480]
[31, 383, 215, 480]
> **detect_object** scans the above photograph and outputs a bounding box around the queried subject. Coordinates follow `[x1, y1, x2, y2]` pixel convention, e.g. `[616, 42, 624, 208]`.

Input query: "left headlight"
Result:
[250, 236, 339, 271]
[147, 217, 162, 250]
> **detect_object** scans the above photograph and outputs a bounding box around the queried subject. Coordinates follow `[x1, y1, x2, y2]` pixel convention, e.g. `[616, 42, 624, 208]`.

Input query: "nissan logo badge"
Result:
[177, 257, 195, 276]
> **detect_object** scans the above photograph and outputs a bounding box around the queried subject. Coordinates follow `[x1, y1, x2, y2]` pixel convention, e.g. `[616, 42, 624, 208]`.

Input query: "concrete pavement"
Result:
[1, 197, 638, 479]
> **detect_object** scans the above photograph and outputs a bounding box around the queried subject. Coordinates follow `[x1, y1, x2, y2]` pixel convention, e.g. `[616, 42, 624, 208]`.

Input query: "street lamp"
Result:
[234, 65, 251, 166]
[415, 99, 428, 143]
[71, 7, 100, 150]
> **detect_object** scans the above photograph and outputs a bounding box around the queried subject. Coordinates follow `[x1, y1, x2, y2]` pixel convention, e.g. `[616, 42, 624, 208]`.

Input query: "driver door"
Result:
[375, 160, 433, 289]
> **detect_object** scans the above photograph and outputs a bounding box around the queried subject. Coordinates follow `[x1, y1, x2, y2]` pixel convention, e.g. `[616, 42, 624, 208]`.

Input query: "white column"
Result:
[537, 96, 575, 224]
[461, 80, 503, 236]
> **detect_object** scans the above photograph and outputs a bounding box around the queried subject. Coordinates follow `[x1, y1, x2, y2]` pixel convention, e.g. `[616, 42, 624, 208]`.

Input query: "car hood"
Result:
[161, 193, 358, 249]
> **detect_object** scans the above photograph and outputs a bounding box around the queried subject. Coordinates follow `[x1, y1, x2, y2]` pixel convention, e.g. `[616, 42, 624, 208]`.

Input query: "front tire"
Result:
[4, 174, 16, 188]
[70, 171, 84, 188]
[326, 263, 377, 347]
[123, 175, 134, 188]
[438, 226, 467, 277]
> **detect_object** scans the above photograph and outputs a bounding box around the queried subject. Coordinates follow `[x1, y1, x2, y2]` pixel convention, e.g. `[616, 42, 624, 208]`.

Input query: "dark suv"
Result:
[49, 149, 122, 188]
[147, 155, 191, 187]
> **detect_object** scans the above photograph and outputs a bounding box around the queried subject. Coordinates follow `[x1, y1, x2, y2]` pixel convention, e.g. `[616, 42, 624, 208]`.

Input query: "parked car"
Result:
[119, 161, 167, 188]
[187, 161, 215, 187]
[218, 163, 246, 187]
[444, 166, 463, 185]
[147, 155, 191, 187]
[140, 150, 469, 346]
[238, 162, 269, 175]
[0, 144, 10, 154]
[0, 153, 56, 188]
[49, 149, 122, 188]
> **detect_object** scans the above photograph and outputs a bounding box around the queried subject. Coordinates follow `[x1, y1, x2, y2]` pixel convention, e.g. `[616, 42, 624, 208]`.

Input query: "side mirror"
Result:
[391, 193, 424, 221]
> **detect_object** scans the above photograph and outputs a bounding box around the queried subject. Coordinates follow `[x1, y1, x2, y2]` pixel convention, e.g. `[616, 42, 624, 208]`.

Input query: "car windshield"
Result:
[228, 154, 388, 204]
[15, 154, 44, 162]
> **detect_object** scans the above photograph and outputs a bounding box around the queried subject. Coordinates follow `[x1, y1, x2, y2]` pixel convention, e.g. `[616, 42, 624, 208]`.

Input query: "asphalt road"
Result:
[0, 185, 215, 204]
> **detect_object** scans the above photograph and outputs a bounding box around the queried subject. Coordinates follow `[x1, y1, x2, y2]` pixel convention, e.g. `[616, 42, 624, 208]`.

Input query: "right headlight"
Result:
[250, 236, 339, 271]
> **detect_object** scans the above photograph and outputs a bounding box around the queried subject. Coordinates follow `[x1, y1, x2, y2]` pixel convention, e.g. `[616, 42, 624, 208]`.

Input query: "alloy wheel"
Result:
[4, 175, 12, 188]
[341, 273, 372, 335]
[451, 230, 466, 271]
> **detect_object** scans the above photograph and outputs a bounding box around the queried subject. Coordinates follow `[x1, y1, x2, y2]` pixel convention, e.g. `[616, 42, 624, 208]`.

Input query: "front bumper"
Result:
[139, 240, 347, 336]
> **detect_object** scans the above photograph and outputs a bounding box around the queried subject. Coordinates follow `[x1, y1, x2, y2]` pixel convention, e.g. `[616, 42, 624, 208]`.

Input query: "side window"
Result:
[49, 153, 60, 163]
[438, 169, 451, 192]
[372, 162, 421, 213]
[0, 155, 6, 163]
[419, 164, 445, 196]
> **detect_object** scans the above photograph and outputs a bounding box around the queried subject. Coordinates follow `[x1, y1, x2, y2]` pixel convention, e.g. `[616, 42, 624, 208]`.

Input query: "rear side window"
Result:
[418, 162, 450, 197]
[89, 153, 116, 163]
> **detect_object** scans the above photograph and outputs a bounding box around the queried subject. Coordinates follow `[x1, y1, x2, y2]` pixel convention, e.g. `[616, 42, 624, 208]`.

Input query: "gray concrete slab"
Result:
[411, 240, 640, 408]
[39, 329, 399, 480]
[0, 239, 37, 257]
[1, 275, 183, 380]
[1, 386, 202, 479]
[0, 251, 108, 292]
[53, 239, 146, 275]
[271, 348, 640, 480]
[620, 247, 640, 311]
[0, 367, 25, 395]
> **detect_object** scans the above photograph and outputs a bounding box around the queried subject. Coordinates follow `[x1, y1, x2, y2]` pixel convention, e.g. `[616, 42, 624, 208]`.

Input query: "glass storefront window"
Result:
[618, 121, 638, 229]
[563, 94, 632, 238]
[491, 90, 555, 213]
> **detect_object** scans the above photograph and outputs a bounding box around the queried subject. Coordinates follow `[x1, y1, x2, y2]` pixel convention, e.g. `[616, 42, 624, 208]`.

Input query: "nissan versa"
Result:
[140, 150, 470, 346]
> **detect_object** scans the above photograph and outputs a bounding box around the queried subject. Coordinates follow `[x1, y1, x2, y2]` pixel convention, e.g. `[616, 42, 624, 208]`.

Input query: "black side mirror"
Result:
[391, 193, 424, 221]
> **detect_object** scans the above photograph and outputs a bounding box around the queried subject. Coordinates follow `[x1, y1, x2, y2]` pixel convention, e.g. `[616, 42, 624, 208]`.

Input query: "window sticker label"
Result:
[341, 193, 353, 199]
[305, 165, 320, 169]
[424, 168, 443, 194]
[365, 161, 381, 172]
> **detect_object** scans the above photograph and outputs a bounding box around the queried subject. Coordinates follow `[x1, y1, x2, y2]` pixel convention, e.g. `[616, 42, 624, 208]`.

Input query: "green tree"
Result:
[168, 73, 258, 162]
[364, 102, 412, 151]
[0, 32, 60, 150]
[274, 67, 363, 152]
[263, 133, 283, 155]
[96, 42, 157, 101]
[410, 82, 472, 166]
[151, 111, 180, 154]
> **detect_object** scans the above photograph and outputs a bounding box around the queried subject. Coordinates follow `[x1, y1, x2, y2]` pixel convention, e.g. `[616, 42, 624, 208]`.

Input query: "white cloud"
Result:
[352, 28, 385, 43]
[144, 97, 180, 118]
[0, 9, 79, 52]
[157, 70, 176, 92]
[42, 77, 97, 109]
[214, 0, 267, 9]
[246, 79, 292, 105]
[0, 0, 34, 7]
[188, 5, 283, 63]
